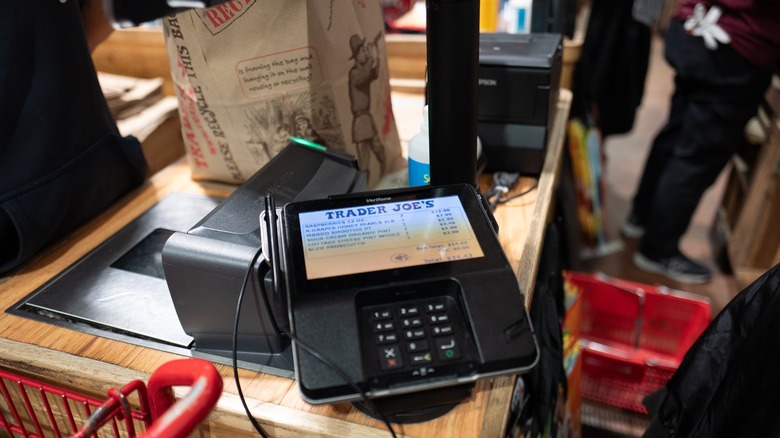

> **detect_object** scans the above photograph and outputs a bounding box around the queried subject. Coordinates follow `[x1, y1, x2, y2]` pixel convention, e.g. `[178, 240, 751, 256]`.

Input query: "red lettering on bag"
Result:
[200, 0, 255, 34]
[177, 85, 209, 169]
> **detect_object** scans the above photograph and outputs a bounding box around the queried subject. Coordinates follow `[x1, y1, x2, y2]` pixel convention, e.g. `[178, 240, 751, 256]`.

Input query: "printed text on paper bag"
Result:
[236, 47, 324, 98]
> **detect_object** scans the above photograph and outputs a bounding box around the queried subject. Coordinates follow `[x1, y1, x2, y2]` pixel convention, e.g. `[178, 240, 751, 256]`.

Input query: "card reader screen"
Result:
[298, 195, 485, 280]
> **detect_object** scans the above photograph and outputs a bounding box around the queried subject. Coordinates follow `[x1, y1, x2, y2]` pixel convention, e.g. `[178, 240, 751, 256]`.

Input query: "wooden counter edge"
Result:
[479, 89, 572, 438]
[0, 337, 397, 437]
[517, 89, 572, 306]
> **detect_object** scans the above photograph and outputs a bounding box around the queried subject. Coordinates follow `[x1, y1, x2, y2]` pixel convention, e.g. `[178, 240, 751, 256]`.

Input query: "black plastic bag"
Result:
[643, 263, 780, 437]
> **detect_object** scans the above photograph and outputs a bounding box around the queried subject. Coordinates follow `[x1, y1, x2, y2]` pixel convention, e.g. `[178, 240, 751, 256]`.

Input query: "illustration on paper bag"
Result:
[348, 31, 387, 183]
[162, 1, 404, 187]
[243, 91, 341, 165]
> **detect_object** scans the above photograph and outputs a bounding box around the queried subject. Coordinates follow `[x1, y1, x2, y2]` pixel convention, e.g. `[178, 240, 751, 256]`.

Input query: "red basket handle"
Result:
[141, 358, 223, 438]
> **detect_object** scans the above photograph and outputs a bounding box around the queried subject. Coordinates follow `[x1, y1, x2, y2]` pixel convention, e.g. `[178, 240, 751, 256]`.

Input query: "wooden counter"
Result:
[0, 90, 571, 437]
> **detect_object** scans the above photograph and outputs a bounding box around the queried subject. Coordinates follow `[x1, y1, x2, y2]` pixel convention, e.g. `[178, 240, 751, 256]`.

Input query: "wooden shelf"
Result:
[92, 28, 174, 95]
[716, 78, 780, 288]
[92, 28, 430, 95]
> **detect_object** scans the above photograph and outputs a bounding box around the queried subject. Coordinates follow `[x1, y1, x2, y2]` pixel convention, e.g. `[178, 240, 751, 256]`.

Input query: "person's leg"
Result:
[632, 19, 772, 283]
[623, 23, 690, 237]
[356, 141, 371, 172]
[370, 136, 386, 173]
[639, 101, 739, 259]
[627, 84, 689, 227]
[633, 94, 738, 282]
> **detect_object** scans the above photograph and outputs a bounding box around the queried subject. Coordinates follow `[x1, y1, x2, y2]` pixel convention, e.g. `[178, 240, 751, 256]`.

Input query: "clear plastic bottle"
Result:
[408, 105, 431, 186]
[407, 105, 484, 186]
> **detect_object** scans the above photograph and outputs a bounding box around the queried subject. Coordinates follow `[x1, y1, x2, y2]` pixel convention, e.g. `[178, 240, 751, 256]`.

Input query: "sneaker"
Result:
[620, 215, 645, 239]
[633, 251, 712, 284]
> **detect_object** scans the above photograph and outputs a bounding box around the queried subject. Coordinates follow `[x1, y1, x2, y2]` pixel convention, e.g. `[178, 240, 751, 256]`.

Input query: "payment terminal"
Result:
[269, 183, 538, 404]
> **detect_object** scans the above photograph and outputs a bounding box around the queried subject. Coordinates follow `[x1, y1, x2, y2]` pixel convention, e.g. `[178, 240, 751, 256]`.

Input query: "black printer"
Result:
[477, 33, 562, 175]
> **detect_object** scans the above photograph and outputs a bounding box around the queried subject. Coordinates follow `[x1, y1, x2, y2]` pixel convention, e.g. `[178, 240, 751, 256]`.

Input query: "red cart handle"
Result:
[141, 358, 223, 438]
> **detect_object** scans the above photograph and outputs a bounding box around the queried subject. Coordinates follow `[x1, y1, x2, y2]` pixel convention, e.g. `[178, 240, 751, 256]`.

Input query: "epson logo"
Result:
[478, 78, 498, 86]
[366, 197, 392, 203]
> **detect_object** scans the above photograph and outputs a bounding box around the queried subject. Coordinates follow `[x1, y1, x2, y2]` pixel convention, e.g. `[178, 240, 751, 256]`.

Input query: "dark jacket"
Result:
[572, 0, 651, 137]
[0, 1, 147, 275]
[643, 263, 780, 437]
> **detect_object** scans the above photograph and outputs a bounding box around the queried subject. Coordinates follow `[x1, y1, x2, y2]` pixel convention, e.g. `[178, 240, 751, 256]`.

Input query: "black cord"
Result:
[231, 197, 397, 437]
[232, 258, 398, 438]
[232, 249, 272, 438]
[495, 180, 539, 205]
[264, 197, 394, 434]
[485, 171, 539, 211]
[279, 328, 398, 438]
[258, 274, 398, 437]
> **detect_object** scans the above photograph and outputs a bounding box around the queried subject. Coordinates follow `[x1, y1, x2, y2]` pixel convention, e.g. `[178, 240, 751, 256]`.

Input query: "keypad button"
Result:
[426, 302, 446, 313]
[428, 314, 450, 324]
[410, 352, 434, 365]
[406, 340, 429, 353]
[376, 333, 398, 344]
[378, 345, 404, 370]
[370, 309, 393, 320]
[366, 297, 468, 375]
[435, 337, 461, 361]
[399, 306, 420, 317]
[402, 317, 424, 328]
[404, 329, 426, 340]
[373, 321, 395, 333]
[431, 325, 454, 336]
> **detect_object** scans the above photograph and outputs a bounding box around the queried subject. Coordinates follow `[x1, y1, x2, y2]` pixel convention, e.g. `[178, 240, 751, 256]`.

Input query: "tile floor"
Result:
[577, 34, 742, 437]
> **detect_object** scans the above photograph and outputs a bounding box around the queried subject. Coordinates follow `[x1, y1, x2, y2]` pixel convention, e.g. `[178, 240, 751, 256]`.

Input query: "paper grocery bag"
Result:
[162, 0, 404, 188]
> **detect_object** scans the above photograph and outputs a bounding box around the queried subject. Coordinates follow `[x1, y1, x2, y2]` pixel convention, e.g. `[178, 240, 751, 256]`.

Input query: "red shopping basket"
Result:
[564, 271, 711, 413]
[0, 358, 222, 438]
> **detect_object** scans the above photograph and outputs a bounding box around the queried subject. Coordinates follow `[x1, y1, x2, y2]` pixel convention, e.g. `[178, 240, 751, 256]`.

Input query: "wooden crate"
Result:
[723, 78, 780, 288]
